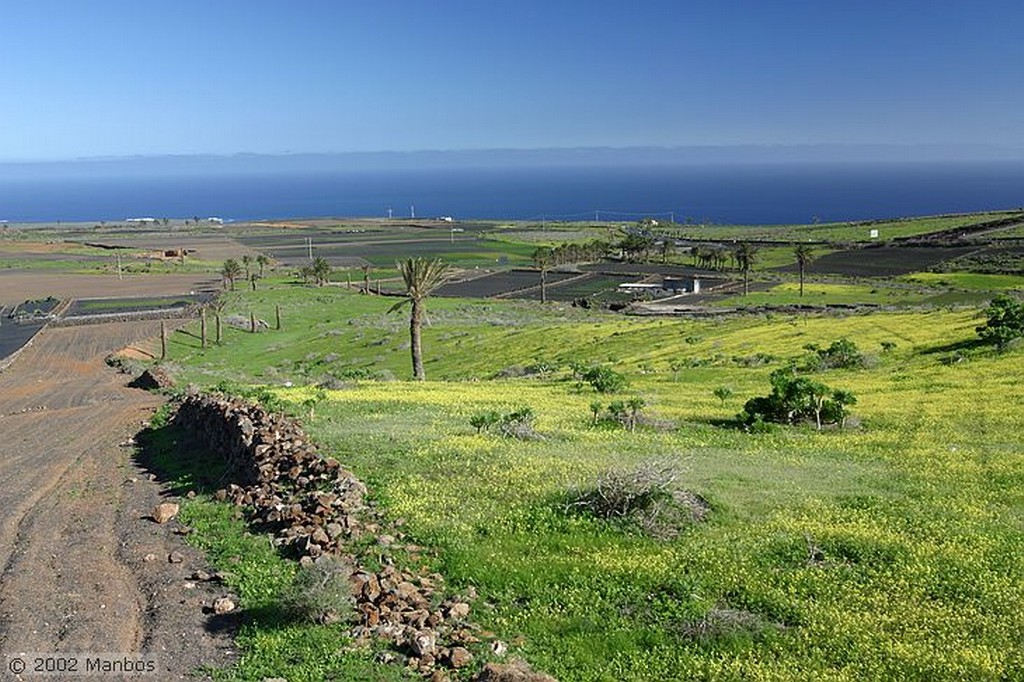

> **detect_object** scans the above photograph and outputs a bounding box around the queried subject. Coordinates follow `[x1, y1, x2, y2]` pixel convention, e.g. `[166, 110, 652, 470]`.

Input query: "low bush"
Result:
[803, 338, 865, 370]
[279, 556, 355, 625]
[470, 406, 540, 440]
[566, 460, 709, 539]
[569, 361, 628, 393]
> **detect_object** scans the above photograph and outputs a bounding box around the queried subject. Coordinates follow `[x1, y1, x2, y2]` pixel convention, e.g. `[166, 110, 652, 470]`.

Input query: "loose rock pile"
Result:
[172, 394, 525, 678]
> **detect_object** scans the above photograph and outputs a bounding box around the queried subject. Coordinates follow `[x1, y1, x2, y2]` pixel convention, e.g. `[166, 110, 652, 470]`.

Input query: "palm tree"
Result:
[793, 244, 815, 298]
[390, 257, 451, 380]
[361, 264, 373, 294]
[734, 242, 758, 296]
[221, 258, 243, 290]
[241, 254, 253, 278]
[311, 256, 332, 286]
[532, 246, 553, 303]
[256, 253, 270, 277]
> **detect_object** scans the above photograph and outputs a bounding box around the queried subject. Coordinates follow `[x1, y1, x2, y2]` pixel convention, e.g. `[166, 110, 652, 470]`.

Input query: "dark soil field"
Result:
[0, 319, 46, 363]
[782, 245, 978, 277]
[67, 294, 202, 317]
[436, 269, 578, 298]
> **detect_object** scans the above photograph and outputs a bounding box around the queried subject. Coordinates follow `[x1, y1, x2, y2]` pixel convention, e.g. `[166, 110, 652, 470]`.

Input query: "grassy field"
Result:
[157, 280, 1024, 681]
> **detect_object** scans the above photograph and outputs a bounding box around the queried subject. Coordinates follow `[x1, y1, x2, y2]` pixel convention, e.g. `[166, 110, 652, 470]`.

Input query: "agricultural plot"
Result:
[669, 211, 1018, 243]
[436, 269, 578, 298]
[787, 245, 977, 277]
[234, 231, 535, 268]
[66, 294, 204, 317]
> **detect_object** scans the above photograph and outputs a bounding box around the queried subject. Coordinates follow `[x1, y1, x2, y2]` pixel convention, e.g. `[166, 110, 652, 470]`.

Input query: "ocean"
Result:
[1, 161, 1022, 225]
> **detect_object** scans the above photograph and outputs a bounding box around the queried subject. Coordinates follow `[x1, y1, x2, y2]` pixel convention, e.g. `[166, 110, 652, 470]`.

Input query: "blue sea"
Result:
[1, 161, 1022, 225]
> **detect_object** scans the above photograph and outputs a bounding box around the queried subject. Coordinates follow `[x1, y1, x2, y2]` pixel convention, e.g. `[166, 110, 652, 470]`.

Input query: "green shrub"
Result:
[570, 361, 627, 393]
[976, 294, 1024, 349]
[741, 368, 857, 430]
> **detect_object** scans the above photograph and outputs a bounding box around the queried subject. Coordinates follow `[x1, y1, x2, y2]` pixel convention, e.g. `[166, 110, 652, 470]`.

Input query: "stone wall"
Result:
[171, 394, 516, 677]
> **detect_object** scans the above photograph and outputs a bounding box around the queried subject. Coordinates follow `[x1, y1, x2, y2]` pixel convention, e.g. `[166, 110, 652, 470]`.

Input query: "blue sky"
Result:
[2, 0, 1023, 160]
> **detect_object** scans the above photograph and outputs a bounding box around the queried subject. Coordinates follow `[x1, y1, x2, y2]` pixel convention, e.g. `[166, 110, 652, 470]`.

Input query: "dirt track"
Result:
[0, 321, 234, 678]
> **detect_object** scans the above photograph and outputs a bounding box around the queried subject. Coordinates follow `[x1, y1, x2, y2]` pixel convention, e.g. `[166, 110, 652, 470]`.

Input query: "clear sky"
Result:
[2, 0, 1023, 160]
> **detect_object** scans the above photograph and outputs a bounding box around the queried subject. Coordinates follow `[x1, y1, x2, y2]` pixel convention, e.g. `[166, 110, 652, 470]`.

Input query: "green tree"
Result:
[311, 257, 332, 286]
[256, 253, 270, 277]
[390, 257, 451, 380]
[221, 258, 243, 290]
[793, 244, 815, 298]
[532, 246, 553, 303]
[241, 254, 253, 278]
[976, 294, 1024, 349]
[713, 386, 733, 406]
[734, 242, 758, 295]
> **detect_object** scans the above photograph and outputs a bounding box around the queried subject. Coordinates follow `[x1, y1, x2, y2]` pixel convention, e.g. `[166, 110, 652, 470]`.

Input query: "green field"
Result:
[157, 280, 1024, 681]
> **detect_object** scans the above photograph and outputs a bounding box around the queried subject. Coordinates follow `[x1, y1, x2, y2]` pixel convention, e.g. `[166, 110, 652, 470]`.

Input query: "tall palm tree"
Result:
[734, 242, 758, 296]
[256, 253, 270, 277]
[532, 246, 553, 303]
[793, 244, 815, 298]
[390, 257, 451, 380]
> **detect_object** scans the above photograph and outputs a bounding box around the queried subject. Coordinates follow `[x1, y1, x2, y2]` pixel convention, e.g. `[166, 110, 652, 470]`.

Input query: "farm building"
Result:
[618, 277, 700, 298]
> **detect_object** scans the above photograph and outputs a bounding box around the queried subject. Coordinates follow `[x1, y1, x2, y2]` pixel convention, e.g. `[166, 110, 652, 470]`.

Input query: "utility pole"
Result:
[306, 237, 313, 261]
[116, 253, 123, 280]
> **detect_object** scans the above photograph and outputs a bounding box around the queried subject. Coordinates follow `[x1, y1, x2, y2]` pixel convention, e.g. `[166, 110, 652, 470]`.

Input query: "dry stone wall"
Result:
[172, 394, 550, 679]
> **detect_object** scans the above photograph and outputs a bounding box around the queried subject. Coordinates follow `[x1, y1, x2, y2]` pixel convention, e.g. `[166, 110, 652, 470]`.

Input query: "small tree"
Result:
[256, 253, 270, 277]
[311, 257, 332, 286]
[976, 294, 1024, 350]
[361, 264, 373, 294]
[734, 242, 758, 295]
[532, 246, 553, 304]
[793, 244, 815, 298]
[221, 259, 243, 290]
[241, 254, 253, 279]
[713, 386, 733, 406]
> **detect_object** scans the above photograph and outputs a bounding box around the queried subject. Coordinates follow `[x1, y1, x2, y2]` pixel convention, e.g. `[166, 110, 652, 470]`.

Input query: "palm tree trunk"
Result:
[799, 263, 805, 297]
[410, 299, 425, 380]
[541, 270, 547, 304]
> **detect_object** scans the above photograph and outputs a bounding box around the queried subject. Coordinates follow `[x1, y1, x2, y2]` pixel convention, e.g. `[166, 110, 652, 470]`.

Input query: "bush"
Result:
[279, 557, 354, 625]
[740, 368, 857, 430]
[805, 338, 865, 370]
[570, 361, 627, 393]
[498, 406, 539, 439]
[976, 294, 1024, 349]
[471, 407, 540, 439]
[470, 410, 502, 434]
[566, 460, 709, 539]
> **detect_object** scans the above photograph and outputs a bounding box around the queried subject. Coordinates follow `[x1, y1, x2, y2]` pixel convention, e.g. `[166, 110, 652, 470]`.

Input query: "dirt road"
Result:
[0, 321, 234, 678]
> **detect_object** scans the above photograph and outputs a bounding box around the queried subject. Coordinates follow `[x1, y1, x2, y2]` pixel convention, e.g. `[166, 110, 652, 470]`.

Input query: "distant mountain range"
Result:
[2, 144, 1023, 178]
